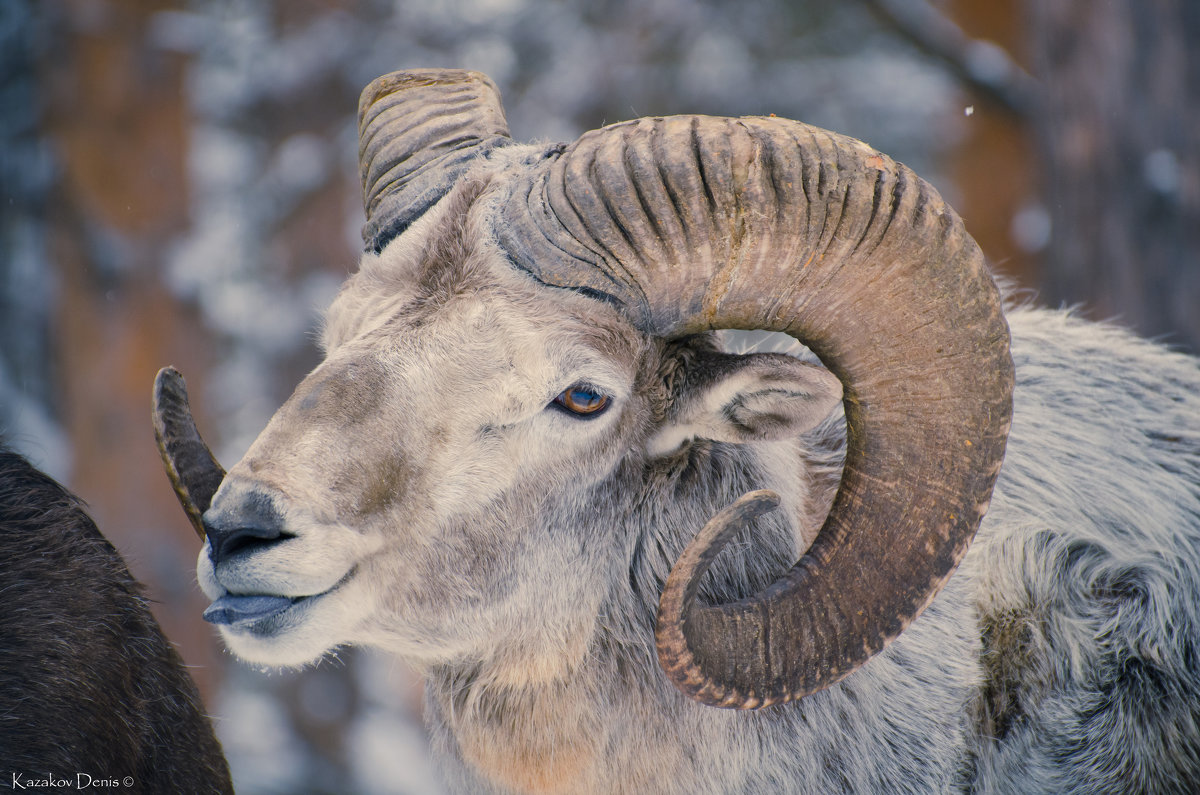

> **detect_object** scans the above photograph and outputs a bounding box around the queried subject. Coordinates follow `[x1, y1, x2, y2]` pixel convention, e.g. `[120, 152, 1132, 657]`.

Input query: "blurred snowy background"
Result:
[2, 1, 1195, 792]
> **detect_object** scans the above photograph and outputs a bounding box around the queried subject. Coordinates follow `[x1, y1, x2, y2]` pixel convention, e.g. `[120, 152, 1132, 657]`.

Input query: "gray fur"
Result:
[200, 176, 1200, 793]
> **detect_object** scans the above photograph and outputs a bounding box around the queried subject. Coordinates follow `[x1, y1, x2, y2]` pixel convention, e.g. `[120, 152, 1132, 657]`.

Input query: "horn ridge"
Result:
[548, 131, 653, 312]
[498, 113, 1013, 708]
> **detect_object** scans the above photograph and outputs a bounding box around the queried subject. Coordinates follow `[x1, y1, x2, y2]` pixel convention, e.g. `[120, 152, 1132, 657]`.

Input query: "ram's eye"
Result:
[552, 385, 611, 416]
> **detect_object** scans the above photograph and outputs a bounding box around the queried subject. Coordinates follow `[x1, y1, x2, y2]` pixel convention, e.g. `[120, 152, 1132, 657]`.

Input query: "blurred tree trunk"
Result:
[38, 0, 225, 701]
[1028, 0, 1200, 351]
[944, 0, 1038, 290]
[899, 0, 1198, 351]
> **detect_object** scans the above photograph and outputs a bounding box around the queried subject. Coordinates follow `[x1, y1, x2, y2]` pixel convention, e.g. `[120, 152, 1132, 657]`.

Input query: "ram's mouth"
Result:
[203, 593, 306, 630]
[204, 567, 356, 634]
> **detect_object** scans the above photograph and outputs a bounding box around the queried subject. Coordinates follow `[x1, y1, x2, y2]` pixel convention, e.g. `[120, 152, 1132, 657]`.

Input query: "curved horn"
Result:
[153, 367, 225, 541]
[359, 68, 512, 253]
[496, 115, 1014, 708]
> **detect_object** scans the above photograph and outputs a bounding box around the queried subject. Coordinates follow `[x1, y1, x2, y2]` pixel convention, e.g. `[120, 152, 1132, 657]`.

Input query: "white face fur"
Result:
[197, 188, 841, 675]
[197, 194, 655, 671]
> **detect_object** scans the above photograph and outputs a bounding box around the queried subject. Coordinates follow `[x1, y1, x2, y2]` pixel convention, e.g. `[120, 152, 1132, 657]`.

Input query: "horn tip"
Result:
[153, 365, 184, 397]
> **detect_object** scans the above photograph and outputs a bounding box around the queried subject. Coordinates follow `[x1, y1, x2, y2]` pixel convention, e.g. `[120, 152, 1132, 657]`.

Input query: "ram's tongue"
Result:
[203, 595, 294, 627]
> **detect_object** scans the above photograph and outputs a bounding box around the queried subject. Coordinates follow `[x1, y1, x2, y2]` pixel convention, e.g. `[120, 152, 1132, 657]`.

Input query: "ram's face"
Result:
[198, 194, 651, 670]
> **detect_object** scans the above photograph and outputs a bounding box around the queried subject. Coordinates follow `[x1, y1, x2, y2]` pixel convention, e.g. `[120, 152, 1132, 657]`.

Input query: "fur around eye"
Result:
[552, 385, 611, 416]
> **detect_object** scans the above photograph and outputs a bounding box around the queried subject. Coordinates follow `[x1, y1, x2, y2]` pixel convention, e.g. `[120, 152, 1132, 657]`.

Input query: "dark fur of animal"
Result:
[0, 446, 232, 794]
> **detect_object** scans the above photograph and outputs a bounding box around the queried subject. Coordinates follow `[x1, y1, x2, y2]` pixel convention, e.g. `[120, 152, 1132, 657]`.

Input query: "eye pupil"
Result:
[554, 385, 610, 416]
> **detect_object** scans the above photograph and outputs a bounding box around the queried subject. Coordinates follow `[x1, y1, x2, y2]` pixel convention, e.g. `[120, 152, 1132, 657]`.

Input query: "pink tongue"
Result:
[203, 594, 294, 626]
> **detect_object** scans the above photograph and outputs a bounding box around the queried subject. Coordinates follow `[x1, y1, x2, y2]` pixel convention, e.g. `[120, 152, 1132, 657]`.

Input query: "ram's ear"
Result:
[648, 353, 842, 457]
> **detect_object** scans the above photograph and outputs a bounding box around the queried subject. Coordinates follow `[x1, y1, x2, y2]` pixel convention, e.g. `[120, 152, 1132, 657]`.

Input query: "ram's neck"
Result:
[422, 438, 831, 794]
[418, 419, 981, 795]
[424, 640, 694, 794]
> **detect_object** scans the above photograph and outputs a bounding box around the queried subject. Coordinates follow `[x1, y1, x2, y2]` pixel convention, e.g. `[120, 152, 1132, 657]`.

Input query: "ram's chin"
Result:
[217, 608, 341, 668]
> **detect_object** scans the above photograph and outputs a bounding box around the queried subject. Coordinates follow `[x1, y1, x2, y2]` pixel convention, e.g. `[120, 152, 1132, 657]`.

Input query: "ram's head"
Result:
[155, 69, 1012, 708]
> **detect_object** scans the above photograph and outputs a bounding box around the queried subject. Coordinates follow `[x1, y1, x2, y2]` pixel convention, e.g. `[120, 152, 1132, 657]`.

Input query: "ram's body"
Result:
[156, 70, 1200, 794]
[962, 308, 1200, 792]
[0, 447, 233, 794]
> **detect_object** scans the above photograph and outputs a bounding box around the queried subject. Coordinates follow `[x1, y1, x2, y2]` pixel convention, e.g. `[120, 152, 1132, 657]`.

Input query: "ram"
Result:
[155, 69, 1200, 793]
[0, 446, 233, 794]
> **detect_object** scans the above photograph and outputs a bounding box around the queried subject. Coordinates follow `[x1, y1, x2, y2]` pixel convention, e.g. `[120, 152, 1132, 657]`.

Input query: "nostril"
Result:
[214, 524, 287, 563]
[203, 483, 290, 566]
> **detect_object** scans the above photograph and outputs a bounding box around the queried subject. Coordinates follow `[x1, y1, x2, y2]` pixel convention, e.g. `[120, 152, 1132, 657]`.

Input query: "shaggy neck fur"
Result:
[423, 435, 805, 794]
[421, 410, 979, 795]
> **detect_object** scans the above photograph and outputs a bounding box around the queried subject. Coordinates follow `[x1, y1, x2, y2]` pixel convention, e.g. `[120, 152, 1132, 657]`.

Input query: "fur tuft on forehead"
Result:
[411, 177, 494, 306]
[321, 177, 493, 353]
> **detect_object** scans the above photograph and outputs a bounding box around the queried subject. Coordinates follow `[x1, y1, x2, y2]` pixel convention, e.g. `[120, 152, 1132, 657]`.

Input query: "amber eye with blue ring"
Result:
[552, 384, 611, 417]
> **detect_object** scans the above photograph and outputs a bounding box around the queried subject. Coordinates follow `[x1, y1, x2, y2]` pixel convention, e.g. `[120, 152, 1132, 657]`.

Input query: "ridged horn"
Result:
[496, 115, 1014, 708]
[153, 367, 225, 541]
[358, 68, 512, 253]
